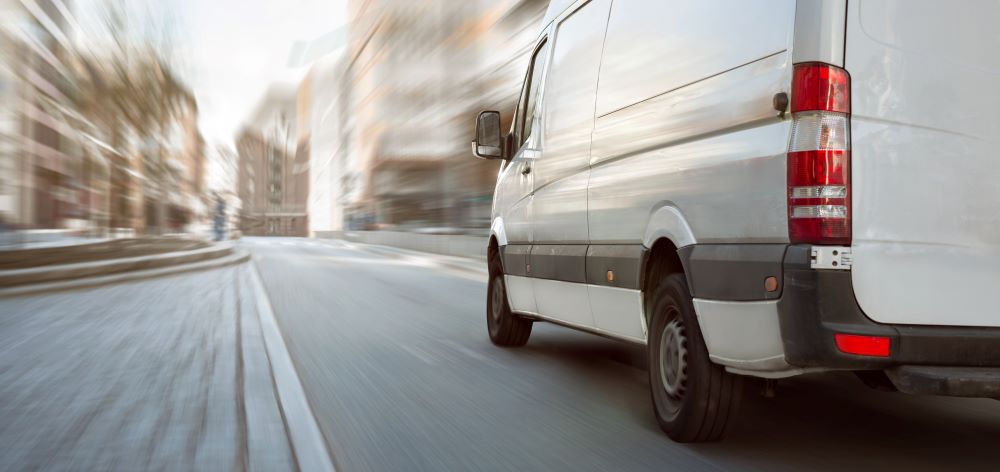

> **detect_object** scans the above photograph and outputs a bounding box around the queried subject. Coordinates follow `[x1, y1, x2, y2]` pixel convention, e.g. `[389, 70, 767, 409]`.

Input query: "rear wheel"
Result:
[649, 273, 743, 442]
[487, 271, 532, 347]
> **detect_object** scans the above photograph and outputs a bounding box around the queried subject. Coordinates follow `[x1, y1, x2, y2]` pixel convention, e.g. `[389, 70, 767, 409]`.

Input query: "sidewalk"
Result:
[0, 263, 297, 470]
[0, 236, 249, 298]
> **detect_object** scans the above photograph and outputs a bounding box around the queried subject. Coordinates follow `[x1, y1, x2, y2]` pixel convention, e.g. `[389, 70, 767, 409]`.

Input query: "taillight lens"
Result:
[791, 63, 850, 113]
[788, 63, 851, 245]
[835, 333, 890, 357]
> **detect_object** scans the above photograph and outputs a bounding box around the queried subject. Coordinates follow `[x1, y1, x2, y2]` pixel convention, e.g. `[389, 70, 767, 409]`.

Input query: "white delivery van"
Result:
[472, 0, 1000, 442]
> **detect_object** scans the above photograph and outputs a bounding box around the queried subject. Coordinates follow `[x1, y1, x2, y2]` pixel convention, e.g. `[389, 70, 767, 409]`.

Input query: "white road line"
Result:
[249, 261, 337, 472]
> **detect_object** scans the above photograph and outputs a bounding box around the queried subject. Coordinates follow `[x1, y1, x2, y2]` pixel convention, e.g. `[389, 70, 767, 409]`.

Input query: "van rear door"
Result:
[847, 0, 1000, 327]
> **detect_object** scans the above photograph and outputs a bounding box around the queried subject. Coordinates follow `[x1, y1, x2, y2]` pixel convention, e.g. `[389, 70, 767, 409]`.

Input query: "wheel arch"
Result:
[641, 205, 697, 328]
[490, 217, 508, 247]
[488, 217, 507, 277]
[488, 235, 502, 276]
[641, 204, 696, 249]
[642, 237, 691, 331]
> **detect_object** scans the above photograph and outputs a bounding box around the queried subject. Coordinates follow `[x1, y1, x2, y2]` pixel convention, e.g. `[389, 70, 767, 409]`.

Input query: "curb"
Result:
[248, 259, 337, 472]
[0, 237, 111, 252]
[0, 249, 250, 298]
[0, 236, 202, 260]
[0, 243, 233, 288]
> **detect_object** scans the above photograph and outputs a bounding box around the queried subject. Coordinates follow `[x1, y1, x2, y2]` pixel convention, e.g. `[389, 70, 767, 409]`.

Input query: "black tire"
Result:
[487, 272, 532, 347]
[648, 273, 743, 442]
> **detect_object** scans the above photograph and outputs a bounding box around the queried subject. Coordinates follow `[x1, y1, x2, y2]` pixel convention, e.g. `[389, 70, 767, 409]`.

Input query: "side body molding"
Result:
[642, 205, 697, 249]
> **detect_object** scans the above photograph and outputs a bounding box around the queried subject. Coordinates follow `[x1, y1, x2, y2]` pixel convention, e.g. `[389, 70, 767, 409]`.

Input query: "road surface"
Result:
[0, 263, 294, 471]
[248, 237, 1000, 472]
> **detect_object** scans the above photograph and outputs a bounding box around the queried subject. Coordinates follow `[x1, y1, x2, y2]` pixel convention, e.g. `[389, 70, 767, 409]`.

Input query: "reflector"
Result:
[835, 333, 891, 357]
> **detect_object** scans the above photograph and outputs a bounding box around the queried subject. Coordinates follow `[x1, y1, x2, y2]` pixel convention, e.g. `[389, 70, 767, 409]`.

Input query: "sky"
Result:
[75, 0, 348, 147]
[178, 0, 348, 148]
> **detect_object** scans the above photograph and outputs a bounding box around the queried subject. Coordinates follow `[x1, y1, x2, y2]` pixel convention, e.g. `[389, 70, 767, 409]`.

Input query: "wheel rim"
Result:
[490, 276, 504, 326]
[658, 309, 688, 406]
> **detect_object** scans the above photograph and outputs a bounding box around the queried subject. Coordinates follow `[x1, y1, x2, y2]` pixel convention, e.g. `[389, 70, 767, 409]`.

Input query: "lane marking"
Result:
[249, 261, 337, 472]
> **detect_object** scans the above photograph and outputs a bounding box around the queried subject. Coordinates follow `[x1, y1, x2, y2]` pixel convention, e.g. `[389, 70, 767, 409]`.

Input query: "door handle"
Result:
[522, 166, 532, 175]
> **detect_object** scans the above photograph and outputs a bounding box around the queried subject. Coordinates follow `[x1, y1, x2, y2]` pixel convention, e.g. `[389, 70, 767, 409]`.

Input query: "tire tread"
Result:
[487, 259, 532, 347]
[649, 273, 743, 442]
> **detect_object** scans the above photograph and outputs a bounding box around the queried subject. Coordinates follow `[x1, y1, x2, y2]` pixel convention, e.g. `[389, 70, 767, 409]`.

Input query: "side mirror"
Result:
[472, 110, 504, 159]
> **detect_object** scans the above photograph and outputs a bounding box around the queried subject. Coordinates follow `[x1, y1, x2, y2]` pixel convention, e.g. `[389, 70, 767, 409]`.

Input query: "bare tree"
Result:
[69, 0, 190, 234]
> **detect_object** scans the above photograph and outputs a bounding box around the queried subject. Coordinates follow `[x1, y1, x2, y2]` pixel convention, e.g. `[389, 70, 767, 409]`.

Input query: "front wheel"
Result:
[487, 273, 532, 347]
[648, 273, 743, 442]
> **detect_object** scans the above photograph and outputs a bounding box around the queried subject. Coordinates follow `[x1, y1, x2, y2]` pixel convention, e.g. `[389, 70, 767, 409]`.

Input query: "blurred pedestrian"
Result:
[213, 194, 226, 241]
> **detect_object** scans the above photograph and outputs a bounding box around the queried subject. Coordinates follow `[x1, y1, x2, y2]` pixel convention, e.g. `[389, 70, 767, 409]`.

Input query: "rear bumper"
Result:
[886, 366, 1000, 398]
[778, 244, 1000, 372]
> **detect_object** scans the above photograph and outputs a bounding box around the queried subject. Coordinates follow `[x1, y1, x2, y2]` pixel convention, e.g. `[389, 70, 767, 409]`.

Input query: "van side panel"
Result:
[529, 0, 611, 330]
[791, 0, 846, 67]
[532, 0, 611, 244]
[595, 0, 795, 118]
[589, 59, 793, 245]
[847, 1, 1000, 327]
[587, 1, 795, 246]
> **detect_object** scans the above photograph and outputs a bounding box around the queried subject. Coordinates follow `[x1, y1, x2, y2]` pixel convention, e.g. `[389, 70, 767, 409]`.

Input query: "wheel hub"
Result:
[490, 277, 504, 324]
[659, 316, 688, 399]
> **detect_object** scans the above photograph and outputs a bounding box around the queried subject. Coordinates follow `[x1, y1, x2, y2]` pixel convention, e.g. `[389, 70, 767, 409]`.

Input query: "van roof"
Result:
[542, 0, 576, 27]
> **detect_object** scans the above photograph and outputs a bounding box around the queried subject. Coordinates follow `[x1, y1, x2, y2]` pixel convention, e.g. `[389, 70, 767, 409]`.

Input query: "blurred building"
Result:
[236, 86, 309, 236]
[285, 22, 351, 235]
[0, 0, 94, 231]
[243, 0, 546, 235]
[0, 0, 205, 235]
[341, 0, 481, 230]
[292, 0, 547, 234]
[301, 55, 349, 235]
[162, 93, 206, 230]
[0, 0, 20, 228]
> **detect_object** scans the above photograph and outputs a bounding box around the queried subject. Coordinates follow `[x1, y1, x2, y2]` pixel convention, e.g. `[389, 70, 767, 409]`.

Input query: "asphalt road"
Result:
[249, 237, 1000, 472]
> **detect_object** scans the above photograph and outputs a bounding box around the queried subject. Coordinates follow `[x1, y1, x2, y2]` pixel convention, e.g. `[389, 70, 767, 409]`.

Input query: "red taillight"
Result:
[788, 150, 851, 244]
[788, 63, 851, 245]
[835, 333, 890, 358]
[791, 63, 851, 113]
